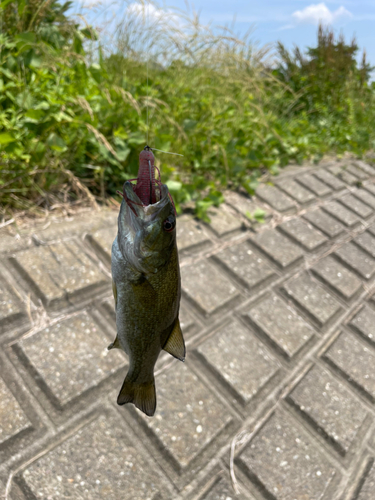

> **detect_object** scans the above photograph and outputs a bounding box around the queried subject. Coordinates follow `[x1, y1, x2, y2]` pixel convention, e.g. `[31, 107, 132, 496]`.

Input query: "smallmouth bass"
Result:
[110, 149, 185, 417]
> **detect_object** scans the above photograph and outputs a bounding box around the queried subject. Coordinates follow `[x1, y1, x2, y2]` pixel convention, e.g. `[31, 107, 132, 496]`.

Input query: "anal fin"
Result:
[108, 336, 122, 351]
[163, 318, 186, 361]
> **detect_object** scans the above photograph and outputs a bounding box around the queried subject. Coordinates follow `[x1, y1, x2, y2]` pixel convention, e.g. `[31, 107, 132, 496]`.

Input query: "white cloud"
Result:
[292, 3, 352, 25]
[126, 2, 181, 28]
[276, 24, 295, 31]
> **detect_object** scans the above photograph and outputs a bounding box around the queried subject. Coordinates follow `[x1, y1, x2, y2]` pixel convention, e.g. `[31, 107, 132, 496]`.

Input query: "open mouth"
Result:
[117, 147, 175, 216]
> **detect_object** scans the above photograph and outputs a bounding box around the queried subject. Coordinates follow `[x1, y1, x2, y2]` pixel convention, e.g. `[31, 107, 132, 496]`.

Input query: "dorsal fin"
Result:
[163, 318, 186, 361]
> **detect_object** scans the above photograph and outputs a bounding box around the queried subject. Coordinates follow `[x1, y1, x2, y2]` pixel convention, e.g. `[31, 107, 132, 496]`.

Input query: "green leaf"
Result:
[253, 208, 266, 223]
[24, 109, 45, 123]
[245, 208, 266, 223]
[29, 54, 42, 68]
[15, 32, 36, 49]
[0, 132, 16, 144]
[0, 0, 14, 9]
[51, 111, 73, 122]
[166, 180, 182, 192]
[0, 67, 15, 80]
[128, 131, 145, 145]
[81, 27, 98, 41]
[113, 137, 130, 161]
[35, 101, 50, 111]
[47, 133, 67, 152]
[183, 119, 198, 131]
[195, 200, 213, 222]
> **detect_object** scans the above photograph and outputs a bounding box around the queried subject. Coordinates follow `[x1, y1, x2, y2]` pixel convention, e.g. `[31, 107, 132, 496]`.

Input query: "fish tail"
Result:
[117, 375, 156, 417]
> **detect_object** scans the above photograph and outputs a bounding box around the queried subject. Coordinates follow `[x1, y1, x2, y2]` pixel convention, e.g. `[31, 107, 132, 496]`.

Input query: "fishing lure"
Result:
[109, 147, 185, 417]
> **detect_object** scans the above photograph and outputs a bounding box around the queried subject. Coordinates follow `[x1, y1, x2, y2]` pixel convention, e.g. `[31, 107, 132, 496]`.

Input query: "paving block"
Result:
[329, 165, 358, 185]
[212, 240, 276, 291]
[0, 274, 24, 330]
[287, 365, 368, 456]
[196, 318, 280, 404]
[346, 164, 369, 180]
[364, 182, 375, 197]
[0, 479, 15, 500]
[281, 272, 342, 327]
[349, 304, 375, 346]
[334, 242, 375, 280]
[176, 215, 212, 254]
[199, 476, 255, 500]
[238, 411, 337, 500]
[10, 241, 108, 309]
[181, 260, 240, 317]
[255, 185, 295, 213]
[323, 331, 375, 403]
[16, 312, 126, 407]
[296, 174, 332, 197]
[244, 295, 315, 358]
[21, 414, 169, 500]
[276, 178, 316, 205]
[205, 204, 244, 238]
[225, 191, 272, 221]
[352, 189, 375, 210]
[368, 221, 375, 237]
[337, 194, 373, 219]
[140, 362, 232, 469]
[314, 169, 346, 191]
[277, 218, 328, 251]
[322, 201, 360, 227]
[179, 303, 196, 335]
[86, 225, 117, 265]
[302, 209, 345, 238]
[250, 229, 304, 270]
[353, 160, 375, 176]
[0, 376, 30, 446]
[354, 231, 375, 258]
[356, 460, 375, 500]
[311, 255, 362, 301]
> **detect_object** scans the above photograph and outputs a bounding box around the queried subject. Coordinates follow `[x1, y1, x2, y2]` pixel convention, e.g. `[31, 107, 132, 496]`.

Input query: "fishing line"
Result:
[143, 1, 183, 159]
[146, 0, 149, 145]
[150, 148, 184, 156]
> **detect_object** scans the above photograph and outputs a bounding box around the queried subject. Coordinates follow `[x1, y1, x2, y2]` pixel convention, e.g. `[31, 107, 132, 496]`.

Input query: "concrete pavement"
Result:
[0, 158, 375, 499]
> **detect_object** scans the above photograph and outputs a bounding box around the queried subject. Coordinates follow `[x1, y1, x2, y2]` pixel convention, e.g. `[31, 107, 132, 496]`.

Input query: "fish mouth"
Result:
[118, 148, 176, 218]
[120, 181, 171, 223]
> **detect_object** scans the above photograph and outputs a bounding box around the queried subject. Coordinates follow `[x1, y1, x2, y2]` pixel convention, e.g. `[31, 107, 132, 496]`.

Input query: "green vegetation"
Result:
[1, 1, 374, 221]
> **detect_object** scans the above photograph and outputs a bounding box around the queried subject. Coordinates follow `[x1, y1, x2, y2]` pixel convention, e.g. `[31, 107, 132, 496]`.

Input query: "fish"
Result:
[109, 148, 185, 417]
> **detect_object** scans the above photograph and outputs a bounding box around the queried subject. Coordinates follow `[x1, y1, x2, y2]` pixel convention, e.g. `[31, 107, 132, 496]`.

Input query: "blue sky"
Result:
[73, 1, 375, 69]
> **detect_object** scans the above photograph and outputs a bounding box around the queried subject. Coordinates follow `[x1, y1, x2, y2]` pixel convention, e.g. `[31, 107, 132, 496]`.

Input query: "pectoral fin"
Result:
[108, 336, 122, 351]
[163, 318, 186, 361]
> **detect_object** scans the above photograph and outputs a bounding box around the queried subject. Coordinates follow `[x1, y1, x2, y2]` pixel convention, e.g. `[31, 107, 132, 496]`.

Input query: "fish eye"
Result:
[163, 217, 175, 232]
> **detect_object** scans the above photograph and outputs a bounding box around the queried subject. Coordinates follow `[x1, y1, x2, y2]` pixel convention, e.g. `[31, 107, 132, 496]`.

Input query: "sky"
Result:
[72, 1, 375, 70]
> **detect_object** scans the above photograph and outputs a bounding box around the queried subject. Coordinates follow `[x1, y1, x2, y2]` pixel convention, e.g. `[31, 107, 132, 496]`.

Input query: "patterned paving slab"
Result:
[0, 158, 375, 500]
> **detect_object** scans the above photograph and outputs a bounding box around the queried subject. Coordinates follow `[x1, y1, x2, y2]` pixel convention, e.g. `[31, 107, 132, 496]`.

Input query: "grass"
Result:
[1, 0, 375, 224]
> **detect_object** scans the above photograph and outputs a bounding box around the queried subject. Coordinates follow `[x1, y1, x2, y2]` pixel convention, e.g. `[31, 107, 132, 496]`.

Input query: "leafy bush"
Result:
[1, 1, 375, 221]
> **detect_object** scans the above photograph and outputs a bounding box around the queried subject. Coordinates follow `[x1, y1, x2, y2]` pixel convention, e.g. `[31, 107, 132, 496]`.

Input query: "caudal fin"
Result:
[117, 376, 156, 417]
